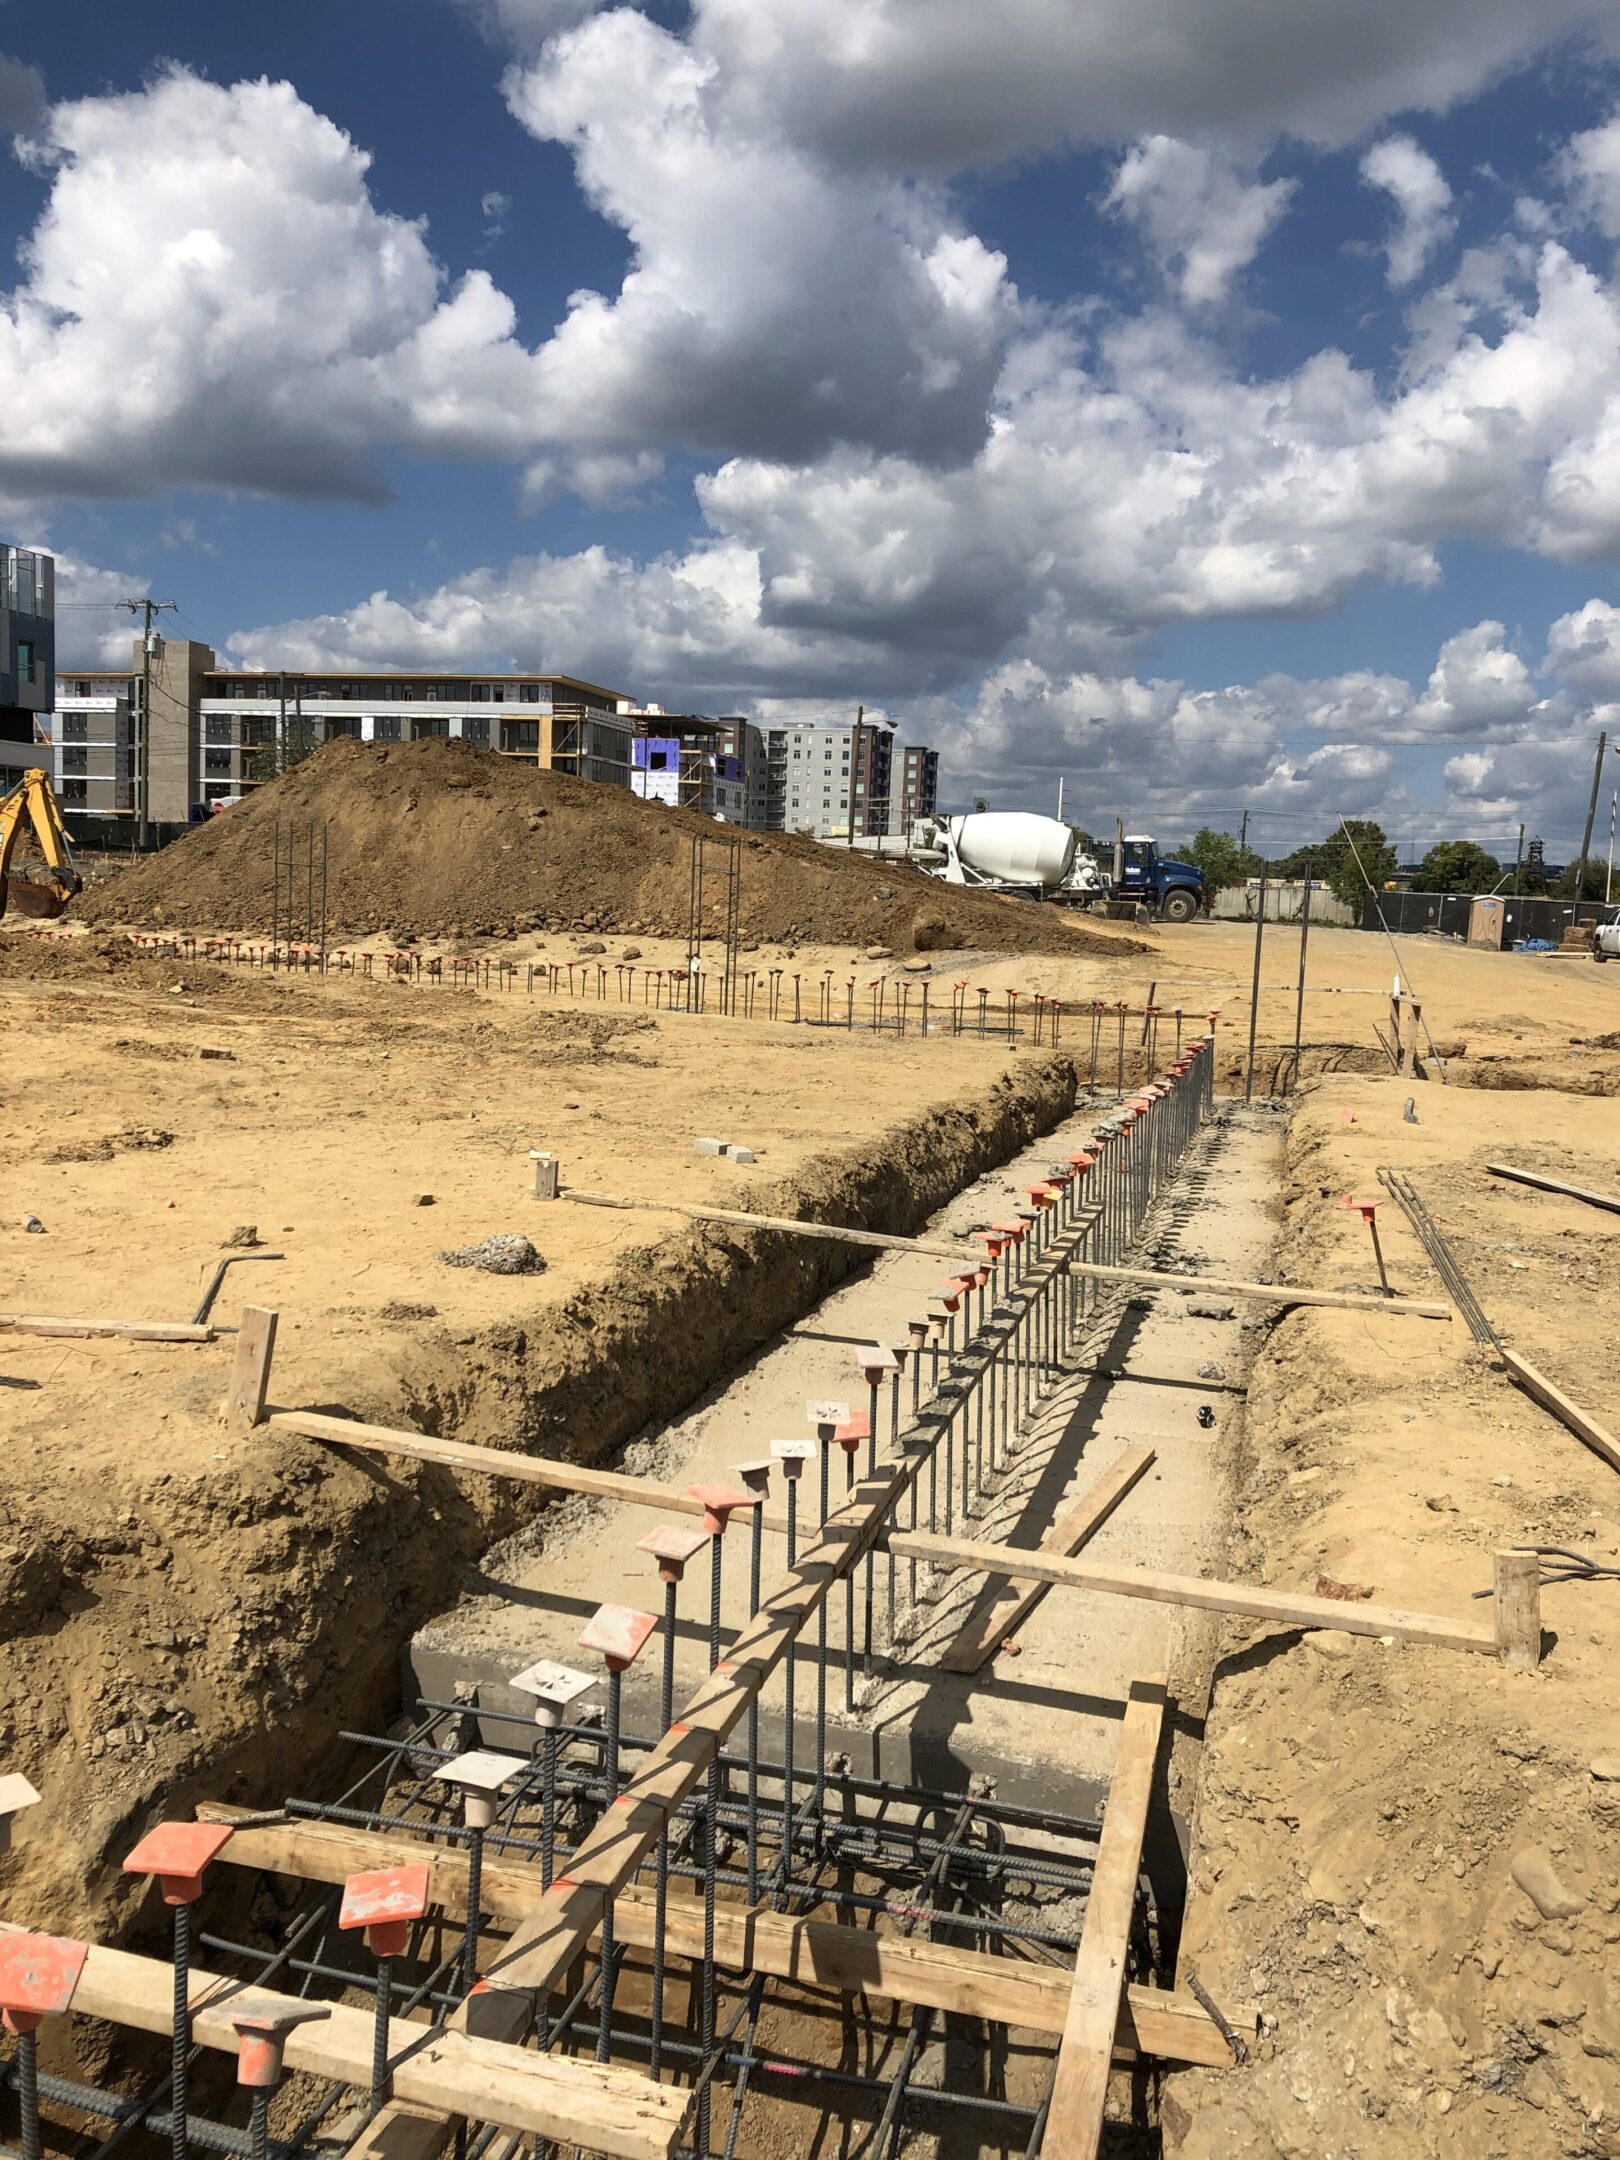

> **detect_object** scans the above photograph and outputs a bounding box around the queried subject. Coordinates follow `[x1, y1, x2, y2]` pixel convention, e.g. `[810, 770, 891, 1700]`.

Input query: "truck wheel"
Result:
[1160, 888, 1199, 924]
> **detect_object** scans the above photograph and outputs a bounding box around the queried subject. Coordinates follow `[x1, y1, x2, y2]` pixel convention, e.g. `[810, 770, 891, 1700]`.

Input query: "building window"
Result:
[16, 640, 34, 684]
[62, 713, 89, 741]
[60, 777, 87, 805]
[61, 745, 89, 773]
[504, 721, 540, 753]
[205, 716, 232, 743]
[204, 749, 234, 775]
[415, 718, 450, 739]
[489, 685, 505, 703]
[325, 718, 361, 739]
[373, 716, 402, 741]
[470, 683, 490, 702]
[519, 683, 540, 703]
[461, 716, 489, 746]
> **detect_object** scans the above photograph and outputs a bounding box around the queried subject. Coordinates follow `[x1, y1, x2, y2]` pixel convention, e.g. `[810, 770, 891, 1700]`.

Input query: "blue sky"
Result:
[7, 0, 1620, 859]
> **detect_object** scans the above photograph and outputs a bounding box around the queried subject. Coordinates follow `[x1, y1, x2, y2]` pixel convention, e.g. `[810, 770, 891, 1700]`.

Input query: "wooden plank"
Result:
[562, 1198, 1450, 1316]
[226, 1305, 278, 1425]
[266, 1410, 792, 1534]
[345, 1444, 932, 2160]
[941, 1444, 1157, 1673]
[1493, 1549, 1543, 1671]
[0, 1314, 216, 1343]
[889, 1528, 1500, 1655]
[1487, 1162, 1620, 1216]
[0, 1924, 681, 2160]
[200, 1810, 1255, 2066]
[1496, 1346, 1620, 1477]
[1047, 1675, 1166, 2155]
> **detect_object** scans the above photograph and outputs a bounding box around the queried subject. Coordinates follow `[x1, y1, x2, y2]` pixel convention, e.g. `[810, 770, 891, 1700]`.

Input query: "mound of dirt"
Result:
[0, 930, 241, 995]
[76, 737, 1131, 956]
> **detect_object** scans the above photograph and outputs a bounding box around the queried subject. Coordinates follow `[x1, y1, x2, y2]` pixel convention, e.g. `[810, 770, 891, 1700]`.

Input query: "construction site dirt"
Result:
[3, 880, 1620, 2159]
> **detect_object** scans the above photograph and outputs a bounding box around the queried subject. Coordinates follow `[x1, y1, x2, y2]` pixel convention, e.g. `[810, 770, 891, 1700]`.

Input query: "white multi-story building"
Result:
[37, 679, 135, 812]
[763, 720, 938, 840]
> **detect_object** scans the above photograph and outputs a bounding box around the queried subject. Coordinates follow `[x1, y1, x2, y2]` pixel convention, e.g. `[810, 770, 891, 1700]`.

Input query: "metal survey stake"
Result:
[508, 1656, 595, 2125]
[123, 1820, 235, 2160]
[435, 1750, 527, 1995]
[684, 1481, 761, 2149]
[576, 1604, 658, 2066]
[227, 1998, 330, 2160]
[338, 1864, 430, 2118]
[735, 1459, 772, 1902]
[770, 1438, 813, 1904]
[0, 1932, 87, 2160]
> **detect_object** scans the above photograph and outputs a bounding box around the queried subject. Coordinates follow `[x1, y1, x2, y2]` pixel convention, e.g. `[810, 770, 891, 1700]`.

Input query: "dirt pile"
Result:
[77, 737, 1129, 955]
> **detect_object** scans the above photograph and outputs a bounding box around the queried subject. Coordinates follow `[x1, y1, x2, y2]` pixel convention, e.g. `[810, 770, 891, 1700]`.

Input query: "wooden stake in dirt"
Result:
[225, 1306, 278, 1425]
[1047, 1674, 1167, 2155]
[1492, 1550, 1543, 1672]
[1486, 1163, 1620, 1217]
[941, 1443, 1157, 1673]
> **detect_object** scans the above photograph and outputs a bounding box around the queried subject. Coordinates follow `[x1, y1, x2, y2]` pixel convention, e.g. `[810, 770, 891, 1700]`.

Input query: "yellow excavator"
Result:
[0, 767, 82, 919]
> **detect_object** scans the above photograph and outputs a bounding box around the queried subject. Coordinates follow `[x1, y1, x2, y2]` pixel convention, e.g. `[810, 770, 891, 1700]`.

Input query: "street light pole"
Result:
[848, 704, 863, 848]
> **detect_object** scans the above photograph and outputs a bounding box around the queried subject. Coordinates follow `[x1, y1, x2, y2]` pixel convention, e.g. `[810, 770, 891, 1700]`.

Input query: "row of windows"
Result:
[206, 679, 560, 705]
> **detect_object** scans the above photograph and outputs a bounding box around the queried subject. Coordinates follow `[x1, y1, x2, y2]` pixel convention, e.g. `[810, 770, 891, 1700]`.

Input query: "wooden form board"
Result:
[563, 1197, 1452, 1317]
[890, 1528, 1506, 1657]
[1046, 1675, 1166, 2155]
[267, 1409, 792, 1535]
[1486, 1162, 1620, 1216]
[226, 1305, 278, 1423]
[941, 1444, 1158, 1673]
[0, 1313, 216, 1343]
[0, 1922, 682, 2160]
[200, 1809, 1255, 2067]
[1497, 1346, 1620, 1477]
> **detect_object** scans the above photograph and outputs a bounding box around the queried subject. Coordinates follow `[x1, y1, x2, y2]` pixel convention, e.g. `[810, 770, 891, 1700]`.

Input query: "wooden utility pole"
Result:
[1575, 730, 1608, 901]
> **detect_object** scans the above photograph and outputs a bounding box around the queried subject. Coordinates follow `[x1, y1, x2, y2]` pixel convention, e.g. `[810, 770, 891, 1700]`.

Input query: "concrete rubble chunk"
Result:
[1510, 1845, 1585, 1921]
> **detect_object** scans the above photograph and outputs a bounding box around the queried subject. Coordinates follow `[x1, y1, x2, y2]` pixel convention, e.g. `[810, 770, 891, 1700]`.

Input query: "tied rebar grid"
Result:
[7, 1044, 1213, 2160]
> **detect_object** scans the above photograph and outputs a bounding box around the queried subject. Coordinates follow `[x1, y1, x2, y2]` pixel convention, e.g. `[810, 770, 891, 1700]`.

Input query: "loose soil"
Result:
[1167, 1080, 1620, 2160]
[74, 737, 1131, 957]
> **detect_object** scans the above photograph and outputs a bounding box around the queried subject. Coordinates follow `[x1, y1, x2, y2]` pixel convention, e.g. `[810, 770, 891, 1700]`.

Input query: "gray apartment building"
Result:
[1, 545, 54, 786]
[763, 719, 939, 839]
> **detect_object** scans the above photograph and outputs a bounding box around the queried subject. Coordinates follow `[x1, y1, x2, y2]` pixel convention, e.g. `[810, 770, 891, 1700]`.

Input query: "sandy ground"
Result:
[5, 904, 1620, 2157]
[1168, 1079, 1620, 2160]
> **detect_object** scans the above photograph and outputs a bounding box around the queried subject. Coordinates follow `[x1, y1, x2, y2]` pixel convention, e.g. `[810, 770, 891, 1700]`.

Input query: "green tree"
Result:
[1281, 821, 1398, 908]
[1553, 856, 1612, 901]
[1179, 826, 1261, 897]
[1409, 839, 1502, 893]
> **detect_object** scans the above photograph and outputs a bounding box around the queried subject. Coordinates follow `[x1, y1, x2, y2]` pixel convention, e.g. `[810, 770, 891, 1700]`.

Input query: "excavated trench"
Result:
[13, 1047, 1281, 2159]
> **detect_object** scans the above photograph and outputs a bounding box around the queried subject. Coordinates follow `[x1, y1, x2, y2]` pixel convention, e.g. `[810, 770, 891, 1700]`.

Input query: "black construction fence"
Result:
[1362, 889, 1612, 945]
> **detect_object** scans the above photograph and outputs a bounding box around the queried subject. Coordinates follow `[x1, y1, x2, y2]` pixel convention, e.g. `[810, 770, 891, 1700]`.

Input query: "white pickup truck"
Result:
[1594, 912, 1620, 960]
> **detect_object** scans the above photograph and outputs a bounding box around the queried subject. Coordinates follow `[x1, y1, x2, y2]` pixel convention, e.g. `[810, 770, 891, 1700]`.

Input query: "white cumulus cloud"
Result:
[1107, 137, 1295, 304]
[1361, 134, 1456, 286]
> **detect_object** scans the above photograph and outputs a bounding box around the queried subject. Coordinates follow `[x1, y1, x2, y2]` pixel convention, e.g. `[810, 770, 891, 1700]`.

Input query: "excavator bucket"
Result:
[3, 874, 75, 920]
[0, 770, 82, 922]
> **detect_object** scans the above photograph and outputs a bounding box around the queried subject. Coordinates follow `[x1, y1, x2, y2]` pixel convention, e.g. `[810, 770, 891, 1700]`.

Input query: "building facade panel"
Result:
[1, 545, 55, 783]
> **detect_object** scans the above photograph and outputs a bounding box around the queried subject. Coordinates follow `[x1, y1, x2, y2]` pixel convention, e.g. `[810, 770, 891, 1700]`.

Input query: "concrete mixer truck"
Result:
[908, 811, 1205, 921]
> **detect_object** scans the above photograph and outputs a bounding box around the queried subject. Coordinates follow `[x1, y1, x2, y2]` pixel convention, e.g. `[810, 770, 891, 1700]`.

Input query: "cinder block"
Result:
[694, 1137, 726, 1156]
[727, 1146, 756, 1165]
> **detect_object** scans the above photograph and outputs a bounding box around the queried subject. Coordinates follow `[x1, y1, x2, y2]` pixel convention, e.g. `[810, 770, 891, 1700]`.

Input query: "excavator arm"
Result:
[0, 767, 82, 920]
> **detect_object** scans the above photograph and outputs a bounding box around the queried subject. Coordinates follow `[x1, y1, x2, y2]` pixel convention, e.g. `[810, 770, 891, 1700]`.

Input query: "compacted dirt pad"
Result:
[76, 736, 1127, 955]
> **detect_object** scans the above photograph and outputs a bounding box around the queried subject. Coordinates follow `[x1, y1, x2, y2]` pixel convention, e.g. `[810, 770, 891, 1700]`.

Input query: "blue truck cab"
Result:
[1117, 836, 1205, 922]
